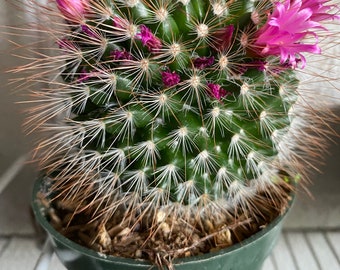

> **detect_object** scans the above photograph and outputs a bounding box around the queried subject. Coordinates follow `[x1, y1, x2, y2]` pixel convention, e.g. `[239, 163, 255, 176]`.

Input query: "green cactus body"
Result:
[41, 0, 300, 225]
[31, 0, 307, 261]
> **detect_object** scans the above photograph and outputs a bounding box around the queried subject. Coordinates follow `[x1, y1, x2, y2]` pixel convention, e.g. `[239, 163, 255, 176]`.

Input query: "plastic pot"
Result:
[32, 177, 294, 270]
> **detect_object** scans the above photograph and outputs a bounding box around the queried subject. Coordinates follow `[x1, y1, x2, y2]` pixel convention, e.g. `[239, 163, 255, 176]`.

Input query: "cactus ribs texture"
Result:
[12, 0, 339, 267]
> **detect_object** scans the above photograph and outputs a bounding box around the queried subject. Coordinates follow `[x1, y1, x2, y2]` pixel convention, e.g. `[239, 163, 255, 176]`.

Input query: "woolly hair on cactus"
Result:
[7, 0, 339, 266]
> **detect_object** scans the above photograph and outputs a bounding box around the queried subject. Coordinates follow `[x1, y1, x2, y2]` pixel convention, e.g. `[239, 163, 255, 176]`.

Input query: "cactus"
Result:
[10, 0, 339, 266]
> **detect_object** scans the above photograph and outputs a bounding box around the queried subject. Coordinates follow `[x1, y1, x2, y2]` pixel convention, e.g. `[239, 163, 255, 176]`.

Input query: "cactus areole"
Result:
[22, 0, 338, 268]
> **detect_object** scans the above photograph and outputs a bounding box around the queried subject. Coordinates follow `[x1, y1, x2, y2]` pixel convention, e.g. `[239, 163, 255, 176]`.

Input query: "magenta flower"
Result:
[56, 0, 89, 20]
[193, 56, 215, 69]
[136, 25, 162, 53]
[161, 71, 181, 87]
[207, 83, 228, 100]
[300, 0, 340, 21]
[253, 0, 334, 68]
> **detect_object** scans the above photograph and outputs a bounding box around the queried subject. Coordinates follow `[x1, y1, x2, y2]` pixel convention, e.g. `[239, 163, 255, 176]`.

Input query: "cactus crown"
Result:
[11, 0, 339, 265]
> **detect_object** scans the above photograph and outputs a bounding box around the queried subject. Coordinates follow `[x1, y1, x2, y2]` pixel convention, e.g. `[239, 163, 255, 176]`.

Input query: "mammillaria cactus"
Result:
[9, 0, 339, 266]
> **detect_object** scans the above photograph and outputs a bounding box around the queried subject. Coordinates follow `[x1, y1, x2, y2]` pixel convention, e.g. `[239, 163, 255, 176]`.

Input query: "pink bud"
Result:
[56, 0, 89, 21]
[207, 83, 229, 100]
[111, 49, 133, 60]
[212, 25, 234, 52]
[161, 71, 181, 87]
[193, 56, 215, 69]
[136, 25, 162, 53]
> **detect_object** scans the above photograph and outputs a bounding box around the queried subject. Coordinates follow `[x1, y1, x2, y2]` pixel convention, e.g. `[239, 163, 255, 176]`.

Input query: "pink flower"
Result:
[161, 71, 181, 87]
[207, 83, 228, 100]
[253, 0, 324, 68]
[300, 0, 340, 21]
[136, 25, 162, 53]
[193, 56, 215, 69]
[56, 0, 89, 20]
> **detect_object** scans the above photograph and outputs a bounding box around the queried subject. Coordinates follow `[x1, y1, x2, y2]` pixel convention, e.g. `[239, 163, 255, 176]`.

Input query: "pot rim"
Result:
[31, 177, 294, 267]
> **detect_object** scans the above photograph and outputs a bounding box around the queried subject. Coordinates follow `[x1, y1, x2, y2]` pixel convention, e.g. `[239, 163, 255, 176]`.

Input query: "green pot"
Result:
[32, 178, 294, 270]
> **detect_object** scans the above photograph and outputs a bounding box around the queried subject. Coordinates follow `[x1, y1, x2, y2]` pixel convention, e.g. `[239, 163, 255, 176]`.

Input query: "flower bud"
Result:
[56, 0, 89, 21]
[161, 71, 181, 87]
